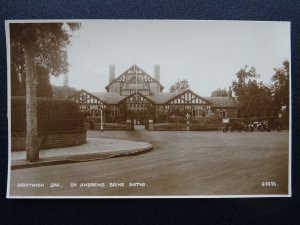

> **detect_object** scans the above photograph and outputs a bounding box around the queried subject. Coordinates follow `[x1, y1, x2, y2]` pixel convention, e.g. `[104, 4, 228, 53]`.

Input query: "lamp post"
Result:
[186, 113, 190, 131]
[100, 99, 104, 132]
[100, 107, 103, 132]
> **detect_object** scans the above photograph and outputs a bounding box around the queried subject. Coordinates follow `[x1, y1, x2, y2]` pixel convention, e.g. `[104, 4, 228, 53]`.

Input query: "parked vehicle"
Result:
[222, 118, 245, 132]
[244, 123, 254, 132]
[222, 117, 282, 133]
[252, 121, 261, 131]
[255, 117, 282, 131]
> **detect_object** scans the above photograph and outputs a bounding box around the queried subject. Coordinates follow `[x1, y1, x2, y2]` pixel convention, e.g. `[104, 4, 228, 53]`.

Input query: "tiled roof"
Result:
[91, 91, 237, 108]
[203, 97, 237, 108]
[147, 92, 179, 104]
[92, 92, 125, 104]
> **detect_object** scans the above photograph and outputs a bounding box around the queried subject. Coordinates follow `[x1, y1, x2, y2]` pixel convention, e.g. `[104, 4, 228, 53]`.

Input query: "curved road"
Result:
[9, 126, 289, 197]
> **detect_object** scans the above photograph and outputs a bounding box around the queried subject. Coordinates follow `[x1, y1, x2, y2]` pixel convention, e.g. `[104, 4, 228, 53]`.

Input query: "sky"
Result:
[51, 20, 290, 96]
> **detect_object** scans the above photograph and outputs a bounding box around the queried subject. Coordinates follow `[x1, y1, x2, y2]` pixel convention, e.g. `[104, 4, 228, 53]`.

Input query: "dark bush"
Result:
[191, 114, 223, 124]
[153, 123, 221, 131]
[11, 96, 84, 132]
[169, 115, 186, 123]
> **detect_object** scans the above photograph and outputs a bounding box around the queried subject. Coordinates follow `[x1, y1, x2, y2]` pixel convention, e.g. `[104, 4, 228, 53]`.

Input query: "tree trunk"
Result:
[24, 44, 39, 162]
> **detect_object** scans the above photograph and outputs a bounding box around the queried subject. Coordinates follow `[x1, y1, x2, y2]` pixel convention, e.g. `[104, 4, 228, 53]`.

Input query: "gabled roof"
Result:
[105, 64, 164, 91]
[166, 89, 212, 105]
[147, 92, 179, 104]
[118, 92, 156, 104]
[203, 97, 237, 108]
[92, 92, 125, 105]
[68, 89, 108, 104]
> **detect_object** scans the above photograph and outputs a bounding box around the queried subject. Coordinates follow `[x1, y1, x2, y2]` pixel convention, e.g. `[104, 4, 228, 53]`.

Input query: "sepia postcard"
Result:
[6, 20, 291, 198]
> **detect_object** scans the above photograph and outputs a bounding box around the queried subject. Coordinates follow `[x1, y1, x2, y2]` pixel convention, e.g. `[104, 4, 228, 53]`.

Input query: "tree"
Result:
[11, 41, 26, 96]
[11, 46, 53, 97]
[52, 85, 78, 99]
[232, 66, 273, 118]
[10, 23, 80, 162]
[211, 88, 228, 97]
[36, 66, 53, 98]
[169, 79, 189, 93]
[271, 60, 289, 113]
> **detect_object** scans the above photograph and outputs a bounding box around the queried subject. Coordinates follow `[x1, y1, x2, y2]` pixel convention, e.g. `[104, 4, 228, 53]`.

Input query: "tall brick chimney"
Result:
[228, 86, 232, 98]
[154, 64, 160, 82]
[63, 73, 69, 86]
[109, 64, 115, 83]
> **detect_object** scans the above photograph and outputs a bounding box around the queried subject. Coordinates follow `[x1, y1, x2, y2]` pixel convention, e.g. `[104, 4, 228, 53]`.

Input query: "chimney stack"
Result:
[154, 64, 160, 82]
[63, 73, 69, 86]
[228, 86, 232, 98]
[109, 64, 115, 83]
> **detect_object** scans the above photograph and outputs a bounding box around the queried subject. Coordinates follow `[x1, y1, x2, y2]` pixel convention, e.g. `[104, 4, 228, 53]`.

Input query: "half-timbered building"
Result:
[105, 64, 163, 96]
[68, 90, 107, 116]
[204, 96, 238, 118]
[69, 64, 237, 123]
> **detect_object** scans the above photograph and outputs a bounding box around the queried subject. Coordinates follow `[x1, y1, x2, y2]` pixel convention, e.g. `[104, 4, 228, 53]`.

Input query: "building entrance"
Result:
[129, 110, 149, 130]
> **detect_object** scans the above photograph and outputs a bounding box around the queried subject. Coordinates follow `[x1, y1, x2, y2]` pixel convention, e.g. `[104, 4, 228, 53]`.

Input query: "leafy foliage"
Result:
[169, 79, 189, 93]
[10, 23, 80, 96]
[271, 60, 289, 112]
[232, 66, 273, 118]
[52, 85, 78, 99]
[36, 66, 53, 97]
[211, 88, 229, 97]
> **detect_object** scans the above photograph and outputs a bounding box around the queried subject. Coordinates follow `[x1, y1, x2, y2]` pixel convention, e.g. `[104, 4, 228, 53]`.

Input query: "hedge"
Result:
[11, 96, 84, 132]
[153, 123, 221, 131]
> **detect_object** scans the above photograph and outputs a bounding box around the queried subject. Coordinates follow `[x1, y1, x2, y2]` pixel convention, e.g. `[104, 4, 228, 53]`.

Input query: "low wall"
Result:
[84, 122, 128, 131]
[153, 123, 221, 131]
[12, 129, 86, 152]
